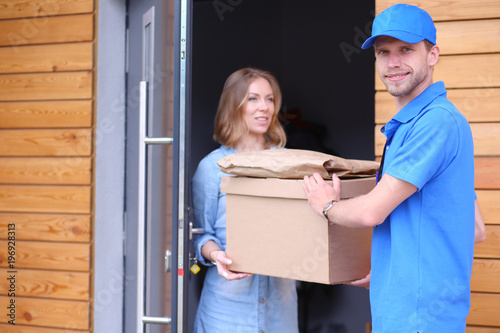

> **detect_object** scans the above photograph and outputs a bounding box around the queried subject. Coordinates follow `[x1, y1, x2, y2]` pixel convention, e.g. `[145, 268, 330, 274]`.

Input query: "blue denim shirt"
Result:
[192, 145, 298, 333]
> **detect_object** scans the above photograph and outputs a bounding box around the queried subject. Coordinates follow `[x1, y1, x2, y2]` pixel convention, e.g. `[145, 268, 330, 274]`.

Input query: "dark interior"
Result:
[189, 1, 375, 331]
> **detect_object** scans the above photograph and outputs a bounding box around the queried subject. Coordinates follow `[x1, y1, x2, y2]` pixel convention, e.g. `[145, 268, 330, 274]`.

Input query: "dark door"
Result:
[124, 0, 192, 332]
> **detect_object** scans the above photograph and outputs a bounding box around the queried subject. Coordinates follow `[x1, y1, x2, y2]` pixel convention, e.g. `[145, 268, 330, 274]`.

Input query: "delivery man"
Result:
[303, 4, 486, 332]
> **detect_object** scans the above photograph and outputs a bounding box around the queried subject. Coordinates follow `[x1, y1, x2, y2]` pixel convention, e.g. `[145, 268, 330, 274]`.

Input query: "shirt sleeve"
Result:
[385, 107, 461, 190]
[192, 154, 224, 266]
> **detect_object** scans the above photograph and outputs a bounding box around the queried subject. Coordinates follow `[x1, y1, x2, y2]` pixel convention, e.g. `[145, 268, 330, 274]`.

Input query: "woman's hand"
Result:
[212, 250, 253, 281]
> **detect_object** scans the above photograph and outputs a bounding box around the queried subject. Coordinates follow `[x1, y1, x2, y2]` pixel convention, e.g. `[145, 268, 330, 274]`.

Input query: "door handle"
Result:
[165, 249, 171, 273]
[189, 221, 204, 240]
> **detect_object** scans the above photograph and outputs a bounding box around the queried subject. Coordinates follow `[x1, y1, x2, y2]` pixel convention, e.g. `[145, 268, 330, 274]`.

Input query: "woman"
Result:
[192, 68, 298, 332]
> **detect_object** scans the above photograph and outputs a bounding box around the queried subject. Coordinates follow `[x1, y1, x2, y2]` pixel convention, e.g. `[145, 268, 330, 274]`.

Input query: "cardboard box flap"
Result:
[221, 176, 376, 200]
[218, 148, 380, 179]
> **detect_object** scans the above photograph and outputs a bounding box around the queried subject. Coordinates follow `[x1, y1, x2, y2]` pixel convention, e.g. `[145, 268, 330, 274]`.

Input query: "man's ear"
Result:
[428, 45, 440, 66]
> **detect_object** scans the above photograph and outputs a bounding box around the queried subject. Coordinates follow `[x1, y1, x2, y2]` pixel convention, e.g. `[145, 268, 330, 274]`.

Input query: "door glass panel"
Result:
[144, 22, 152, 82]
[125, 1, 178, 332]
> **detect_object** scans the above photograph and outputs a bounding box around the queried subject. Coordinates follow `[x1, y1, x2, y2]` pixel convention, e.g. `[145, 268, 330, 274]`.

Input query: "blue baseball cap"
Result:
[361, 4, 436, 49]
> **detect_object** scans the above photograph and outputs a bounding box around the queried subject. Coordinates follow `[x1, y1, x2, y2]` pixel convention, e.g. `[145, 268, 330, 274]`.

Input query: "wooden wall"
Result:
[0, 0, 95, 332]
[375, 1, 500, 331]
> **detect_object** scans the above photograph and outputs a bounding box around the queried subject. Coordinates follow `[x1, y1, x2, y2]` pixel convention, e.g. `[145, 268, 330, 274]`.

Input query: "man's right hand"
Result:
[345, 272, 371, 289]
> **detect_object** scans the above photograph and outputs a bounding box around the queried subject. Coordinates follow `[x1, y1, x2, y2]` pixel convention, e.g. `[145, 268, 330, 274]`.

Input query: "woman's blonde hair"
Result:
[213, 67, 286, 148]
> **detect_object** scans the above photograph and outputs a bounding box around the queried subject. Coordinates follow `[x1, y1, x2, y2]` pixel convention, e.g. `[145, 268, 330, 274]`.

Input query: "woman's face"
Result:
[242, 77, 275, 136]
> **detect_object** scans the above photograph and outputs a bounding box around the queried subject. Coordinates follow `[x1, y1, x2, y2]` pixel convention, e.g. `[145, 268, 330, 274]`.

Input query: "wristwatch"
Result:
[322, 199, 337, 220]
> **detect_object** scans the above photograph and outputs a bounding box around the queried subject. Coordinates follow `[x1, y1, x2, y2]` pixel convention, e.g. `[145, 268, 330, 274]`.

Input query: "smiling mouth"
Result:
[255, 117, 268, 121]
[386, 72, 409, 80]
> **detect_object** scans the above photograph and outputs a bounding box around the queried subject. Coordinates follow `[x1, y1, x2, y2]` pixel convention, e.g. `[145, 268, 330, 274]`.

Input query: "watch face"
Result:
[323, 200, 335, 219]
[323, 204, 330, 217]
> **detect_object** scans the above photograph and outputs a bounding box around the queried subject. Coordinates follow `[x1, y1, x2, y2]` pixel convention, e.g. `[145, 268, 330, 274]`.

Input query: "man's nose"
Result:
[387, 53, 402, 67]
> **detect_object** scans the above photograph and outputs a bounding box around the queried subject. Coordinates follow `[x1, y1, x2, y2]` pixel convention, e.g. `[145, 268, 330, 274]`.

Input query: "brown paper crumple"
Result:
[217, 148, 380, 179]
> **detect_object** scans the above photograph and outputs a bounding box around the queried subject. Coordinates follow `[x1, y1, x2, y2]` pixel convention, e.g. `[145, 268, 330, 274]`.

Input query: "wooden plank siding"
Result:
[375, 54, 500, 90]
[467, 328, 500, 333]
[375, 88, 500, 124]
[0, 268, 89, 300]
[375, 1, 500, 331]
[477, 191, 500, 225]
[376, 0, 500, 21]
[436, 19, 500, 55]
[0, 184, 91, 214]
[374, 123, 500, 156]
[0, 296, 89, 329]
[0, 240, 90, 271]
[0, 157, 91, 185]
[468, 293, 500, 327]
[0, 0, 94, 20]
[0, 129, 92, 156]
[0, 100, 92, 128]
[0, 72, 93, 101]
[0, 14, 93, 46]
[475, 159, 500, 190]
[0, 213, 90, 242]
[0, 324, 89, 333]
[475, 225, 500, 259]
[0, 42, 93, 74]
[0, 0, 95, 331]
[472, 259, 500, 293]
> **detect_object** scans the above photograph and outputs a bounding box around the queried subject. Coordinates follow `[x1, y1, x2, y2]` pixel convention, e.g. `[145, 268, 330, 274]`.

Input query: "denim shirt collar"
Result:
[219, 145, 238, 156]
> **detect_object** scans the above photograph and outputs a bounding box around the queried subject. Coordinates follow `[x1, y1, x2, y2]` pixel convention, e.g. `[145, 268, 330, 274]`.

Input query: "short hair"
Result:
[424, 39, 435, 52]
[213, 67, 286, 149]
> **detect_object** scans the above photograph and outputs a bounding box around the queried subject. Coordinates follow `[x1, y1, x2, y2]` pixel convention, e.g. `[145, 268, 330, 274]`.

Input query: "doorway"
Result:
[123, 0, 376, 331]
[189, 0, 375, 332]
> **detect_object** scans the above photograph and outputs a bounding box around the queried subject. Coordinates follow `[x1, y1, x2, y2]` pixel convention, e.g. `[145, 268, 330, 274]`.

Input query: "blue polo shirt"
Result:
[371, 82, 476, 333]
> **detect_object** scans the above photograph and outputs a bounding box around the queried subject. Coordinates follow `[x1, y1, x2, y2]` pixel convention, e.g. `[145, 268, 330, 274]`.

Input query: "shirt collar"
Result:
[392, 81, 447, 124]
[220, 145, 237, 155]
[381, 81, 447, 140]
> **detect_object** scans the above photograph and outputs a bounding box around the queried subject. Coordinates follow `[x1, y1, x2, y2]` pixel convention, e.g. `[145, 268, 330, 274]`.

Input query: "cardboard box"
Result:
[222, 176, 375, 284]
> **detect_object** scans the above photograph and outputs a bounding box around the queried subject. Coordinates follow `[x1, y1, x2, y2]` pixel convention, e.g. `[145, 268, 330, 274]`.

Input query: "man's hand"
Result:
[345, 272, 371, 289]
[475, 199, 486, 243]
[303, 172, 341, 218]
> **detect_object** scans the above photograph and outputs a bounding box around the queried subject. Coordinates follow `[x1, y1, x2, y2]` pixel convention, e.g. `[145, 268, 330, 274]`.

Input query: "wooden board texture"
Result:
[376, 0, 500, 20]
[0, 1, 95, 332]
[0, 0, 93, 20]
[0, 100, 92, 128]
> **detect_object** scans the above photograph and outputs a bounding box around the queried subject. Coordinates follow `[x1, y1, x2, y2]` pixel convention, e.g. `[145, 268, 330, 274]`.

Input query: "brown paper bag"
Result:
[218, 148, 380, 179]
